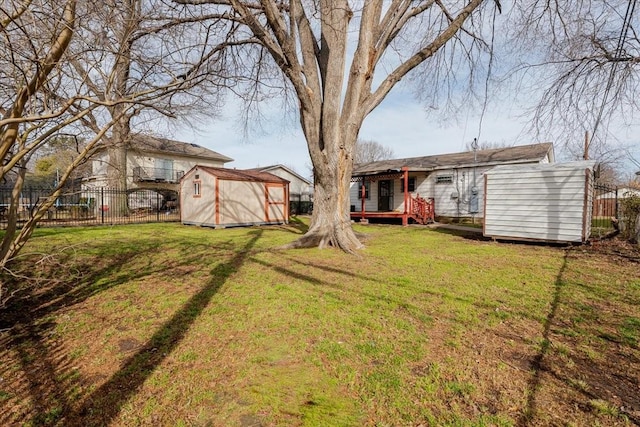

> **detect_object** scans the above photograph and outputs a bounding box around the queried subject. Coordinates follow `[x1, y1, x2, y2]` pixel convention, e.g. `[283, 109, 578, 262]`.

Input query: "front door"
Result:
[378, 180, 393, 211]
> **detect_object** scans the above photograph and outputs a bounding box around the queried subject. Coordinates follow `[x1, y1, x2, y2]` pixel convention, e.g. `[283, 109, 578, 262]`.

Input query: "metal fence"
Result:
[0, 187, 180, 229]
[591, 183, 618, 237]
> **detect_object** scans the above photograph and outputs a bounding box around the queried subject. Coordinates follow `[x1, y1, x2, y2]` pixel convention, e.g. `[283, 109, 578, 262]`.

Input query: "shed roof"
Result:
[487, 160, 596, 174]
[192, 166, 289, 183]
[352, 142, 554, 176]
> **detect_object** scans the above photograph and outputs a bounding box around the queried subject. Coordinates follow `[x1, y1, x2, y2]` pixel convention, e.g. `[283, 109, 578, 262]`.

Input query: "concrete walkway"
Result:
[425, 223, 484, 234]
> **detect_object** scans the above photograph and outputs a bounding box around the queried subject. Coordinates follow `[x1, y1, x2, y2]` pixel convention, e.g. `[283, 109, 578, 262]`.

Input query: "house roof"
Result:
[100, 134, 234, 163]
[352, 142, 554, 176]
[191, 166, 289, 183]
[248, 164, 312, 185]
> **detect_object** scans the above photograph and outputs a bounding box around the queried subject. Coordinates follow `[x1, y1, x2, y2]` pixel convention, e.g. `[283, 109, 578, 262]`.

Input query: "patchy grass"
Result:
[0, 221, 639, 426]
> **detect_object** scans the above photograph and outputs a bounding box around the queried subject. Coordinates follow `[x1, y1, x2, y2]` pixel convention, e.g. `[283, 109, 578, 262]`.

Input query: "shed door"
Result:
[266, 184, 287, 222]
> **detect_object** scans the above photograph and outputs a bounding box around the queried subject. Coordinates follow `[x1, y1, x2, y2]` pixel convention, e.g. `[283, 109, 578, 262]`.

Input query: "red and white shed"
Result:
[180, 166, 289, 228]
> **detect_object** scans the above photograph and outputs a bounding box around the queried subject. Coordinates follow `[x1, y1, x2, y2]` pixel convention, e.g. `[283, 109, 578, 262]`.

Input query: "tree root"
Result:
[279, 227, 368, 252]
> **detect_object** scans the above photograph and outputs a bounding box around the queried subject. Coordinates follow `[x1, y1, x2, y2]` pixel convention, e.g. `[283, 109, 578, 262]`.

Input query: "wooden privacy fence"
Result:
[591, 183, 618, 238]
[0, 187, 180, 229]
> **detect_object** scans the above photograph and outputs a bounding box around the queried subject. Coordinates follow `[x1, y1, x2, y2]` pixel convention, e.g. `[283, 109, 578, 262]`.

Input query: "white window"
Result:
[357, 181, 370, 199]
[193, 180, 201, 197]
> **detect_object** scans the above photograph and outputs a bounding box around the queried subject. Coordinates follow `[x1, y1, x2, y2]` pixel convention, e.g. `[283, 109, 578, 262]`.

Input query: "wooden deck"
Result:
[351, 168, 435, 226]
[350, 196, 435, 226]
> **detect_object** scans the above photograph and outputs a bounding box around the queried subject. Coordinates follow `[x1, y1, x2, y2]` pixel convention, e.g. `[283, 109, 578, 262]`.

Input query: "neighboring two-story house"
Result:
[80, 134, 233, 216]
[82, 134, 233, 193]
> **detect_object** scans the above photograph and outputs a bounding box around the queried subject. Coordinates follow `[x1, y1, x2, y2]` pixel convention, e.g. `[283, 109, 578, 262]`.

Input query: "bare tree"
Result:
[61, 0, 231, 190]
[508, 1, 640, 166]
[463, 139, 512, 152]
[0, 0, 227, 302]
[353, 139, 395, 165]
[176, 0, 501, 252]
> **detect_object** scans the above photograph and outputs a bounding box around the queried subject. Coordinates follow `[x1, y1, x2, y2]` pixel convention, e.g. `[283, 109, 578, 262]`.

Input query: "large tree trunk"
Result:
[105, 114, 131, 217]
[285, 136, 363, 252]
[282, 0, 365, 252]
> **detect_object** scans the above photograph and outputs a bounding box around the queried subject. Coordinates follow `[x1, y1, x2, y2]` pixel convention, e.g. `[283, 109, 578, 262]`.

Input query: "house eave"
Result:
[352, 159, 546, 177]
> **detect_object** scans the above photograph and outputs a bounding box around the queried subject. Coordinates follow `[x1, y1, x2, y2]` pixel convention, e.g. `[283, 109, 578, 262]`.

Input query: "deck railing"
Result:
[133, 166, 185, 183]
[410, 194, 435, 224]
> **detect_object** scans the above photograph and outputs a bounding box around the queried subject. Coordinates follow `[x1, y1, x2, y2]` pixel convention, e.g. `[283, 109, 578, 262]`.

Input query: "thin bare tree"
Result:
[508, 0, 640, 166]
[0, 0, 229, 302]
[176, 0, 502, 252]
[353, 139, 395, 165]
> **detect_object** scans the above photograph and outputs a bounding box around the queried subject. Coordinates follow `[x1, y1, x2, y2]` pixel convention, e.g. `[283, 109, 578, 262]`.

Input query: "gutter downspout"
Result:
[360, 178, 366, 222]
[403, 167, 409, 226]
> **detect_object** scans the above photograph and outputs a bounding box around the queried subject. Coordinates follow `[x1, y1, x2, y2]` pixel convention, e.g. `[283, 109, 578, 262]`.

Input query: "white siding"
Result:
[484, 162, 595, 243]
[349, 180, 377, 211]
[425, 167, 488, 218]
[219, 180, 266, 225]
[263, 168, 311, 200]
[90, 152, 110, 177]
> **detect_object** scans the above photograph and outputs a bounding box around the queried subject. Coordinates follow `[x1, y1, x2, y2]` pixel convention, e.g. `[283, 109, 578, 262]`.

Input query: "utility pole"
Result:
[584, 131, 590, 161]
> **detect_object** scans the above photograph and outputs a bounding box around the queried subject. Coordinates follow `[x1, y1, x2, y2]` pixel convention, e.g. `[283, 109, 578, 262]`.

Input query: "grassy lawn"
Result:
[0, 219, 638, 426]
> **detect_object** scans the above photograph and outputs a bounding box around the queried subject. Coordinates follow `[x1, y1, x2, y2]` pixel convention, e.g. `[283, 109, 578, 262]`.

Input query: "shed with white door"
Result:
[483, 161, 596, 243]
[180, 166, 289, 228]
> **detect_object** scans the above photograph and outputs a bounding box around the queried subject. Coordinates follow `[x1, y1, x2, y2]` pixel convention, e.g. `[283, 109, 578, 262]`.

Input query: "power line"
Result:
[591, 0, 638, 145]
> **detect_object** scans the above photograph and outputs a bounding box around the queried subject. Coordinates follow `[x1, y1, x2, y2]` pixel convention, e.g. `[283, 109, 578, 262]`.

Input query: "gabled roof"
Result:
[188, 166, 289, 183]
[249, 164, 311, 185]
[98, 134, 233, 163]
[352, 143, 554, 176]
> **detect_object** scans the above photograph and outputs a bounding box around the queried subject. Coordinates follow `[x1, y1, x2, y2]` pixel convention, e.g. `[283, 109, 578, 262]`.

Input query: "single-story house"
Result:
[180, 166, 289, 228]
[484, 161, 597, 243]
[350, 142, 555, 224]
[249, 164, 313, 214]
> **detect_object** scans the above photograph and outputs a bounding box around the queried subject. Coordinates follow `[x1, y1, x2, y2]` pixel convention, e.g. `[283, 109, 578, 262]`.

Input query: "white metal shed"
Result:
[180, 166, 289, 228]
[483, 161, 597, 243]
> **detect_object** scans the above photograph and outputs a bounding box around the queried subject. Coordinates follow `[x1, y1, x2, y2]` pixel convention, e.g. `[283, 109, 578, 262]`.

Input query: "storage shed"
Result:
[483, 161, 596, 243]
[180, 166, 289, 228]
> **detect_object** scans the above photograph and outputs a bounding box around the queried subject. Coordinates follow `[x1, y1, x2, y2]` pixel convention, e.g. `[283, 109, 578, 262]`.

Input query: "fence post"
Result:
[101, 187, 104, 224]
[157, 191, 160, 222]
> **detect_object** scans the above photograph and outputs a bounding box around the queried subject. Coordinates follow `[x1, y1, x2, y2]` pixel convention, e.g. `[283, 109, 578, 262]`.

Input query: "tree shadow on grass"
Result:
[0, 241, 180, 426]
[283, 216, 310, 234]
[0, 230, 259, 426]
[515, 248, 640, 425]
[516, 249, 569, 426]
[61, 229, 263, 426]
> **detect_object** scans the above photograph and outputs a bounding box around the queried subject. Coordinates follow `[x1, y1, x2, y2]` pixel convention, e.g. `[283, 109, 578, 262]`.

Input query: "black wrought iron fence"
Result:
[289, 193, 313, 215]
[591, 183, 618, 237]
[0, 187, 179, 229]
